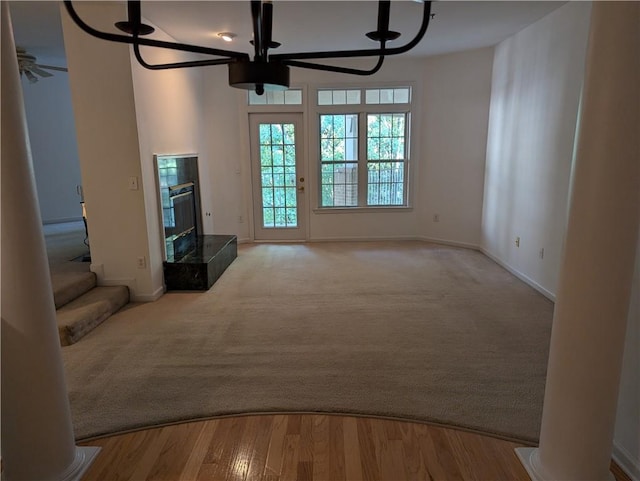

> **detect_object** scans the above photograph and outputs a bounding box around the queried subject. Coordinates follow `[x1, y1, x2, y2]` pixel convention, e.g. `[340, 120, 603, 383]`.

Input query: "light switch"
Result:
[128, 176, 139, 190]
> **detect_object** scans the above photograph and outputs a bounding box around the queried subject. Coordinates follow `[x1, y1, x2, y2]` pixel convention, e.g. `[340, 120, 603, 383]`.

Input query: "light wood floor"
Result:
[76, 413, 631, 481]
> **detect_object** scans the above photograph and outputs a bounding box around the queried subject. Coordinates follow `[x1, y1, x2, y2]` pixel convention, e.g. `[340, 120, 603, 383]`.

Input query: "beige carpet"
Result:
[60, 241, 553, 442]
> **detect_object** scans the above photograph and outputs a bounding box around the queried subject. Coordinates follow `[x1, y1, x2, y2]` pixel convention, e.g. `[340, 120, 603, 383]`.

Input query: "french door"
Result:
[250, 113, 306, 241]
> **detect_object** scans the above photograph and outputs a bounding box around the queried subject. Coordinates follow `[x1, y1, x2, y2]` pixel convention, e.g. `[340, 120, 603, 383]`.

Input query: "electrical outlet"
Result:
[433, 214, 440, 222]
[238, 215, 244, 223]
[515, 237, 520, 247]
[136, 256, 146, 269]
[539, 248, 545, 259]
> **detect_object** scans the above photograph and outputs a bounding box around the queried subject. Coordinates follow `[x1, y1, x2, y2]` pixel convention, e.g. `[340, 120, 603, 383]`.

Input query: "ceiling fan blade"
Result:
[29, 66, 54, 77]
[37, 64, 68, 73]
[24, 71, 38, 83]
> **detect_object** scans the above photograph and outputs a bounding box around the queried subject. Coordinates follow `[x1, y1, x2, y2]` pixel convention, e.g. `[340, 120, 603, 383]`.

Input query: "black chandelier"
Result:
[63, 0, 432, 95]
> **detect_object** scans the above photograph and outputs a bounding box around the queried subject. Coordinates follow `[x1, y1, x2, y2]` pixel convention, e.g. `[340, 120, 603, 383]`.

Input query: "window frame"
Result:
[313, 85, 414, 211]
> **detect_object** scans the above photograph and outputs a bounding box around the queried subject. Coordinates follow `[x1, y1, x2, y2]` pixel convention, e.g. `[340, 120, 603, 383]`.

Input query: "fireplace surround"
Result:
[154, 154, 236, 291]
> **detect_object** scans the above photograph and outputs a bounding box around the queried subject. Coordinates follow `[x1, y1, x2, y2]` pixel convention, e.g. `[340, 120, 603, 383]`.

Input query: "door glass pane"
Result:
[259, 123, 298, 228]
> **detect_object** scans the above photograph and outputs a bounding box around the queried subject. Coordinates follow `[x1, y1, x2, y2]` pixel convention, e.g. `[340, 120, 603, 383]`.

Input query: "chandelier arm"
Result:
[132, 43, 237, 70]
[283, 55, 385, 76]
[127, 1, 143, 35]
[270, 1, 431, 62]
[251, 0, 263, 61]
[377, 1, 392, 38]
[262, 1, 274, 60]
[63, 1, 249, 60]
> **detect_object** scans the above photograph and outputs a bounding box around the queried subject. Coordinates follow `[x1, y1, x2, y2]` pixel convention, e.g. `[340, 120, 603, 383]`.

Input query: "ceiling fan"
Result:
[17, 47, 68, 83]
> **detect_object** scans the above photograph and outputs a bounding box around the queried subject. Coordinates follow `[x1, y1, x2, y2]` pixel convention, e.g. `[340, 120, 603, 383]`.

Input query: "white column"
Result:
[516, 2, 640, 481]
[0, 4, 99, 480]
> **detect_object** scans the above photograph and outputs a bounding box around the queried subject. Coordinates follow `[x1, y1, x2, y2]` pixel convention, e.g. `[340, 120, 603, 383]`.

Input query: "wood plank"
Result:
[285, 414, 301, 435]
[415, 424, 463, 481]
[298, 415, 314, 464]
[211, 416, 248, 481]
[372, 419, 406, 481]
[399, 423, 429, 481]
[146, 422, 203, 481]
[442, 429, 479, 481]
[202, 416, 234, 466]
[245, 415, 275, 481]
[229, 416, 263, 481]
[480, 436, 530, 481]
[356, 417, 382, 481]
[343, 416, 364, 481]
[126, 426, 173, 481]
[280, 434, 301, 481]
[180, 420, 219, 481]
[329, 415, 347, 481]
[312, 415, 330, 481]
[297, 461, 313, 481]
[264, 414, 288, 478]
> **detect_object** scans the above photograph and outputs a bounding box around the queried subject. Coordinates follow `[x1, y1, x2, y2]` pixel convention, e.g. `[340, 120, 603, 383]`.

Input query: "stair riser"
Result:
[57, 286, 129, 346]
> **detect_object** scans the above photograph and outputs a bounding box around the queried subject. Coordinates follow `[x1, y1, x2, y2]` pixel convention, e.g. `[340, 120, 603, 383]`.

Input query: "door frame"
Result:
[249, 112, 307, 241]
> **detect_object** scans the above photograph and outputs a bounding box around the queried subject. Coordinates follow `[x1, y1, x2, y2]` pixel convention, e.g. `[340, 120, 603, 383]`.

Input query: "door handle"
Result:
[298, 186, 305, 192]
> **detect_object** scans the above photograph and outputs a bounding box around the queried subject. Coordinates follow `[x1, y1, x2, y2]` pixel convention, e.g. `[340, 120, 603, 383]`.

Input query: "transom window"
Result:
[249, 89, 303, 105]
[316, 86, 411, 209]
[317, 87, 410, 106]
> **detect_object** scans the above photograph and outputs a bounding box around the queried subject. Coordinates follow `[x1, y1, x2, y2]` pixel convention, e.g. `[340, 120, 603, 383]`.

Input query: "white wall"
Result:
[420, 47, 494, 247]
[482, 2, 640, 477]
[615, 229, 640, 480]
[482, 1, 592, 297]
[130, 24, 207, 298]
[202, 67, 250, 239]
[20, 72, 82, 224]
[61, 2, 153, 300]
[202, 53, 493, 244]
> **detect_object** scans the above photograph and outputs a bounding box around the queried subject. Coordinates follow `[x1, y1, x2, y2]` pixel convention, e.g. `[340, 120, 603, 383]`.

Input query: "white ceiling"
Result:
[9, 1, 565, 67]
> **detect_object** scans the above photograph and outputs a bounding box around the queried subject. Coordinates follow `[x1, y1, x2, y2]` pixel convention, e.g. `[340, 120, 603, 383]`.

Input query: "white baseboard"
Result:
[613, 441, 640, 481]
[240, 235, 481, 248]
[418, 236, 481, 251]
[480, 248, 556, 302]
[132, 285, 165, 303]
[100, 277, 164, 302]
[309, 235, 420, 243]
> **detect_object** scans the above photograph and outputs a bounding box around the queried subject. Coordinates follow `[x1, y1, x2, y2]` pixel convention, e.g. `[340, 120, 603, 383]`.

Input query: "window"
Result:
[367, 113, 407, 206]
[248, 89, 303, 105]
[259, 123, 298, 227]
[316, 87, 411, 208]
[318, 89, 361, 105]
[320, 114, 358, 207]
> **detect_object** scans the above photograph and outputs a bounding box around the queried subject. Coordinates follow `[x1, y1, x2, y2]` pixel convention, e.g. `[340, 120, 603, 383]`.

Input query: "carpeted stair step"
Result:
[57, 286, 129, 346]
[51, 270, 97, 309]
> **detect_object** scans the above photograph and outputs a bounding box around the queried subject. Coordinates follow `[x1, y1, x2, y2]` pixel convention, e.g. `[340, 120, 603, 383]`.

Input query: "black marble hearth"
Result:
[163, 235, 237, 291]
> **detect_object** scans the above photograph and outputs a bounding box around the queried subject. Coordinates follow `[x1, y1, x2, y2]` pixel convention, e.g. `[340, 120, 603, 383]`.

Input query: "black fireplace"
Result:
[155, 154, 237, 291]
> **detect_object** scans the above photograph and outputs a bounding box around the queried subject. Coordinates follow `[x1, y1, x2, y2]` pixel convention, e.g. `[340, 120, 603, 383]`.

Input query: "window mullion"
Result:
[358, 112, 368, 207]
[403, 112, 410, 205]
